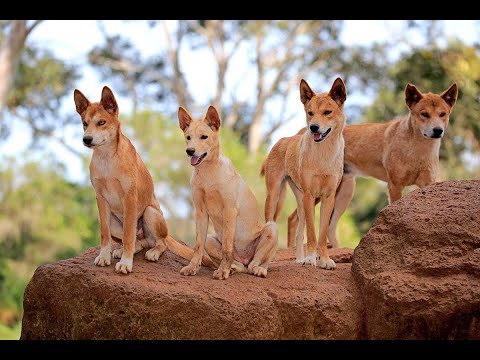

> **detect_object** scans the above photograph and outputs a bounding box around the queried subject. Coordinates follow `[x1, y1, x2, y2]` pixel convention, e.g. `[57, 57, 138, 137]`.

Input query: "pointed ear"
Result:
[100, 86, 118, 115]
[405, 83, 423, 108]
[178, 107, 193, 132]
[74, 89, 90, 116]
[328, 77, 347, 106]
[205, 105, 221, 131]
[441, 83, 458, 108]
[300, 79, 315, 105]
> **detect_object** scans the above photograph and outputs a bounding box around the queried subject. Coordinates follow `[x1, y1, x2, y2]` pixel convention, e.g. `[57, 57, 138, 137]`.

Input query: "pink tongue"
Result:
[314, 133, 322, 141]
[191, 156, 201, 166]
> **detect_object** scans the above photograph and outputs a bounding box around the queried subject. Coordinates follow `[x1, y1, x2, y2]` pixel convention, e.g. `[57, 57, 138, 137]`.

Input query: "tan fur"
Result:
[74, 86, 214, 274]
[178, 105, 278, 280]
[262, 78, 347, 269]
[282, 82, 458, 248]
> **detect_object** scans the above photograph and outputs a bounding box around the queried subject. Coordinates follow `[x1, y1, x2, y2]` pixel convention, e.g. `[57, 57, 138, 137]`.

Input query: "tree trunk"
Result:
[0, 20, 41, 132]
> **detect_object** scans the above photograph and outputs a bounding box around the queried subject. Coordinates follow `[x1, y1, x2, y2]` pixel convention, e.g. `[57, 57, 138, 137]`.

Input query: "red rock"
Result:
[352, 180, 480, 339]
[21, 247, 361, 340]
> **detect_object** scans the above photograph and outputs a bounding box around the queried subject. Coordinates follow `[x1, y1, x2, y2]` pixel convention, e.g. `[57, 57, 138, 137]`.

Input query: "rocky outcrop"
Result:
[21, 247, 360, 340]
[352, 180, 480, 339]
[21, 180, 480, 340]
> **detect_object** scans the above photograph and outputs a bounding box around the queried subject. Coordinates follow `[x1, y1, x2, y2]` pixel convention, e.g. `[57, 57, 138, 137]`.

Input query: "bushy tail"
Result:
[165, 235, 216, 268]
[260, 160, 266, 177]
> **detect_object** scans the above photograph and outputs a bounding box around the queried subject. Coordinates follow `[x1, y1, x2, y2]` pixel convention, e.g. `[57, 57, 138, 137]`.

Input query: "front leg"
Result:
[213, 207, 238, 280]
[303, 193, 317, 267]
[115, 190, 138, 274]
[317, 192, 336, 270]
[180, 189, 208, 276]
[94, 194, 112, 267]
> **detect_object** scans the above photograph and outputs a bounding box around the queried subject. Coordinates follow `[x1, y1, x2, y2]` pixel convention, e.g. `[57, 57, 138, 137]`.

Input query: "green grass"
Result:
[0, 322, 21, 340]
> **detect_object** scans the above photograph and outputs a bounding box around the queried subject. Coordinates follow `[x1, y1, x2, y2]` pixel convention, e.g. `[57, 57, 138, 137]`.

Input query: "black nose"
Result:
[186, 148, 195, 156]
[309, 124, 320, 133]
[83, 136, 93, 145]
[433, 128, 443, 137]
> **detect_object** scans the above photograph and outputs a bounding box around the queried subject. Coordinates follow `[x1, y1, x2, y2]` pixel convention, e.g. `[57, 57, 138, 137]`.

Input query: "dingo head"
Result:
[300, 77, 347, 143]
[405, 83, 457, 140]
[178, 105, 221, 167]
[74, 86, 120, 149]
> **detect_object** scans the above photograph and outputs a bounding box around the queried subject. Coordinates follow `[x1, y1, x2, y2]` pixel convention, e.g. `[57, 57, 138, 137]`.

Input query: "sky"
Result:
[0, 20, 478, 183]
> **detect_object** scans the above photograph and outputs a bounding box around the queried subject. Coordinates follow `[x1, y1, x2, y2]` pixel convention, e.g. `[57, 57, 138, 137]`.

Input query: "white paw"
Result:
[112, 248, 123, 259]
[295, 257, 305, 264]
[115, 257, 133, 274]
[319, 257, 336, 270]
[94, 248, 111, 267]
[145, 247, 165, 262]
[252, 266, 267, 278]
[303, 254, 317, 267]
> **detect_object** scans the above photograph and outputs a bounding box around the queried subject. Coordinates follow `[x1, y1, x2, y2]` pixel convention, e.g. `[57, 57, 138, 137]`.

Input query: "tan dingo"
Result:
[261, 78, 347, 269]
[178, 105, 278, 280]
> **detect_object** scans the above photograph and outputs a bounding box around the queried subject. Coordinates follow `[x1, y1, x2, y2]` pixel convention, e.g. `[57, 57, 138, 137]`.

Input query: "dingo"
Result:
[178, 105, 278, 280]
[261, 78, 347, 269]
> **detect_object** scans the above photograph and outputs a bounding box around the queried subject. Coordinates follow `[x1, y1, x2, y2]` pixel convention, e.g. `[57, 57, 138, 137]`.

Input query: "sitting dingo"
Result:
[178, 105, 278, 280]
[74, 86, 211, 273]
[286, 82, 458, 248]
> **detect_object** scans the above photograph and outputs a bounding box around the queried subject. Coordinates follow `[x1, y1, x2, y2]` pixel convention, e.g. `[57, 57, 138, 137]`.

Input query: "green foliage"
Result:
[0, 156, 98, 329]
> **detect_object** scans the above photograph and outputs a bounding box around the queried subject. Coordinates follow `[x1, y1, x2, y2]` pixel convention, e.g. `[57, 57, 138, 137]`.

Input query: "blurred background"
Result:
[0, 20, 479, 339]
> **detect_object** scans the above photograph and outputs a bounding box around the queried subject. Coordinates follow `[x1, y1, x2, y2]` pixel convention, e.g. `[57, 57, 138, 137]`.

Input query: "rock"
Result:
[352, 180, 480, 339]
[21, 246, 361, 340]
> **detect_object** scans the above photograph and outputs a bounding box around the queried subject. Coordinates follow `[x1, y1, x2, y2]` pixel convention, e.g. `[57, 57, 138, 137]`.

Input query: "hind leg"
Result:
[247, 222, 278, 278]
[205, 235, 246, 274]
[264, 164, 287, 222]
[143, 206, 169, 262]
[110, 216, 149, 259]
[327, 175, 355, 248]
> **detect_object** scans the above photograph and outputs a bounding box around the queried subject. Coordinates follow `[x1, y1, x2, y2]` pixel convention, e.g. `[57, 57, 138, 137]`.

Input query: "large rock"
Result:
[352, 180, 480, 339]
[21, 247, 360, 340]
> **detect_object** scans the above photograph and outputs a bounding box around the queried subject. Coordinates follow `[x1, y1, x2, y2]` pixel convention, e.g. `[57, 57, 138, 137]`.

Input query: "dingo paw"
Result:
[94, 248, 111, 267]
[180, 264, 199, 276]
[112, 248, 123, 259]
[303, 254, 317, 267]
[252, 266, 267, 278]
[212, 265, 230, 280]
[319, 257, 336, 270]
[115, 257, 133, 274]
[145, 246, 165, 262]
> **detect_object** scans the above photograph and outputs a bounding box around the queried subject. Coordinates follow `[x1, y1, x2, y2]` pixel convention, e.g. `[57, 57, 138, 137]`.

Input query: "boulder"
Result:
[352, 180, 480, 339]
[21, 247, 360, 340]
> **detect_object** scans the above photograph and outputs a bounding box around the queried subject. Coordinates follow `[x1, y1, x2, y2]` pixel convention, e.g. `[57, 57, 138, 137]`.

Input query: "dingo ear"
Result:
[300, 79, 315, 105]
[405, 83, 423, 108]
[178, 107, 193, 131]
[441, 83, 458, 108]
[74, 89, 90, 116]
[205, 105, 221, 131]
[328, 77, 347, 106]
[100, 86, 118, 115]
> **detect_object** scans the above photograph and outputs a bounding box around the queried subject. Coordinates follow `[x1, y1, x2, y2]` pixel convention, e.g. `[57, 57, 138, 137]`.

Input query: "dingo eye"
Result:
[82, 122, 87, 127]
[324, 110, 332, 115]
[439, 112, 446, 117]
[98, 120, 106, 126]
[186, 136, 191, 140]
[308, 111, 314, 116]
[201, 135, 208, 140]
[421, 112, 430, 118]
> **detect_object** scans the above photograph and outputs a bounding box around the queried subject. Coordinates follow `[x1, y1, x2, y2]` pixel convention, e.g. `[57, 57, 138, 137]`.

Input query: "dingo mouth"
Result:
[190, 152, 207, 166]
[312, 128, 332, 143]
